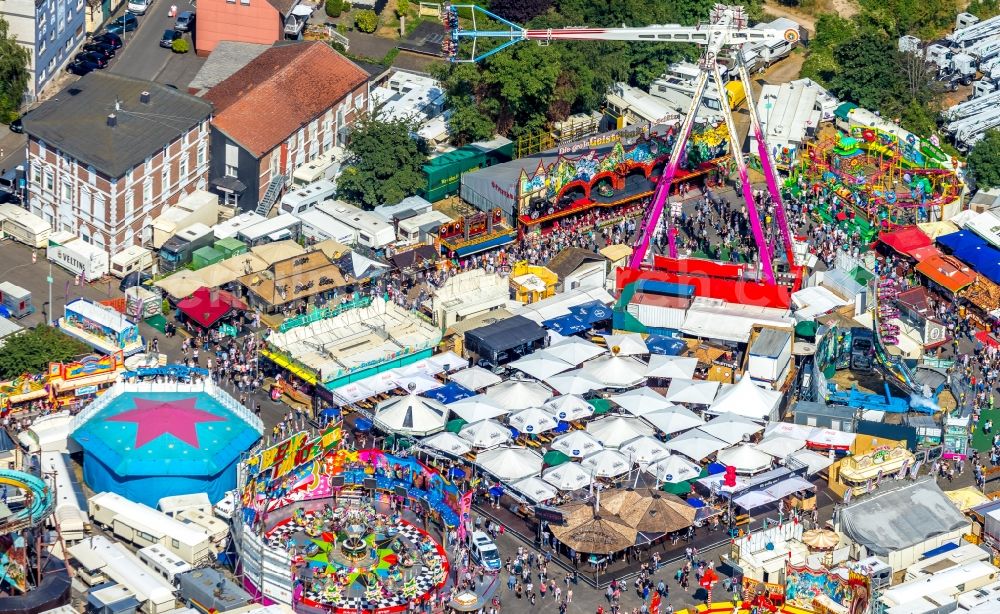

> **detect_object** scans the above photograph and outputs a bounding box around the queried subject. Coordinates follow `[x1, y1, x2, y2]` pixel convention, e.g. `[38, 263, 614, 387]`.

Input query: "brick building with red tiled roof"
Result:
[195, 0, 298, 56]
[203, 42, 369, 213]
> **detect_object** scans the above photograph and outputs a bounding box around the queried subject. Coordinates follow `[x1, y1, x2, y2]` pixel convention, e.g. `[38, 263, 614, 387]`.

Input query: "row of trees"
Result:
[0, 17, 29, 124]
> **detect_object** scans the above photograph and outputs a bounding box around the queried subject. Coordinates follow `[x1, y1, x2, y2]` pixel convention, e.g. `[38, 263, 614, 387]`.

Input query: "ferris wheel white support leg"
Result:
[710, 63, 776, 285]
[629, 71, 711, 270]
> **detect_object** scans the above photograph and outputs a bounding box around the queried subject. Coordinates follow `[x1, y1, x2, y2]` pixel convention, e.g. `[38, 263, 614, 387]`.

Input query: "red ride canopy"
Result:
[176, 286, 248, 328]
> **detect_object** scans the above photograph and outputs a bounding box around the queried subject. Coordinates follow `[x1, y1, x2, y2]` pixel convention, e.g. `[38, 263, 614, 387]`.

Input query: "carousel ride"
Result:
[265, 502, 448, 611]
[791, 132, 962, 240]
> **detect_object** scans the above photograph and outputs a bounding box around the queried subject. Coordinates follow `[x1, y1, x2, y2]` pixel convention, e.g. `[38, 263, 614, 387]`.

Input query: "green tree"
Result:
[0, 326, 88, 380]
[325, 0, 343, 18]
[171, 38, 190, 53]
[448, 98, 497, 145]
[337, 107, 428, 209]
[396, 0, 410, 17]
[0, 17, 29, 124]
[828, 34, 904, 113]
[355, 9, 379, 33]
[968, 130, 1000, 190]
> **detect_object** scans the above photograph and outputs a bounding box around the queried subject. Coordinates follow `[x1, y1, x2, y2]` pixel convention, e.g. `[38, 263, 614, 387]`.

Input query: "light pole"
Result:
[47, 263, 52, 326]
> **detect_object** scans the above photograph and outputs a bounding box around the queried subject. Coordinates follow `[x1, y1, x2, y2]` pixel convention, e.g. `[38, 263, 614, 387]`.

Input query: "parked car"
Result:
[160, 29, 181, 48]
[106, 13, 139, 35]
[118, 271, 153, 292]
[83, 42, 115, 59]
[469, 532, 502, 571]
[127, 0, 151, 15]
[92, 32, 123, 49]
[8, 117, 22, 133]
[67, 59, 99, 76]
[174, 11, 195, 32]
[75, 51, 108, 69]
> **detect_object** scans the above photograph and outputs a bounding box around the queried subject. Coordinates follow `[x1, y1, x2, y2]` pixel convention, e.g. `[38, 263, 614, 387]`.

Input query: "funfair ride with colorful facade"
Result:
[442, 4, 800, 289]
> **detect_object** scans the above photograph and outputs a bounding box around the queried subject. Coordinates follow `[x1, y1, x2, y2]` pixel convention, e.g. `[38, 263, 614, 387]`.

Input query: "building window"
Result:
[125, 189, 134, 217]
[197, 143, 206, 166]
[269, 152, 279, 178]
[179, 155, 188, 182]
[240, 0, 250, 4]
[224, 192, 237, 207]
[162, 164, 171, 192]
[225, 144, 239, 177]
[31, 165, 40, 187]
[94, 193, 106, 223]
[87, 165, 96, 186]
[142, 178, 152, 204]
[61, 180, 72, 202]
[80, 188, 92, 216]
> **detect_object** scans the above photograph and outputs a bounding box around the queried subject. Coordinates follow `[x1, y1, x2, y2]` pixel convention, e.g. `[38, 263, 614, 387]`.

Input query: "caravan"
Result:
[42, 451, 89, 544]
[110, 245, 154, 279]
[138, 544, 193, 586]
[0, 203, 50, 248]
[158, 493, 212, 518]
[236, 213, 302, 246]
[213, 211, 266, 240]
[69, 535, 178, 614]
[291, 148, 345, 187]
[88, 491, 213, 564]
[279, 180, 337, 216]
[177, 508, 230, 549]
[316, 201, 396, 249]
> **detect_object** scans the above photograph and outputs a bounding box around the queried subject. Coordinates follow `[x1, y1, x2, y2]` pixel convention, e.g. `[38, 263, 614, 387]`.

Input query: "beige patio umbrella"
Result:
[801, 529, 840, 550]
[549, 506, 637, 555]
[600, 488, 697, 533]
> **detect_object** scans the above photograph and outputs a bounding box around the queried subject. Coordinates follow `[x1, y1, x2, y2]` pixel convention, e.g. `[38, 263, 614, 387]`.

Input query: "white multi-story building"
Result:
[22, 73, 213, 252]
[1, 0, 86, 100]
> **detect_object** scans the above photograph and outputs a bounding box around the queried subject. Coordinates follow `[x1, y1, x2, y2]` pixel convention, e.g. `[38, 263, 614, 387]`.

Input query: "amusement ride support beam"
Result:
[710, 63, 776, 285]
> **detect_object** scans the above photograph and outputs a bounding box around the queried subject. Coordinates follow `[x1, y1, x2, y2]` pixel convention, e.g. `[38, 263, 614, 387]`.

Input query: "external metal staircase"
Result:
[256, 174, 286, 216]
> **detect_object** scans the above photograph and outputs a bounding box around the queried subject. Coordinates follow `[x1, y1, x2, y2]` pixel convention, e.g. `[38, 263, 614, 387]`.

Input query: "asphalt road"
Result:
[106, 0, 203, 88]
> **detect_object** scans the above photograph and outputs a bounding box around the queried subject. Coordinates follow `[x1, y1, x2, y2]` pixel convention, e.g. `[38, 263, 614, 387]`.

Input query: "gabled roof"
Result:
[267, 0, 298, 13]
[22, 73, 212, 178]
[545, 247, 606, 280]
[205, 42, 368, 157]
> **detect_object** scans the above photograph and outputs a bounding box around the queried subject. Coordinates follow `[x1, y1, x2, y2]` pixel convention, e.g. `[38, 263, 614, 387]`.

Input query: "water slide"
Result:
[871, 323, 929, 405]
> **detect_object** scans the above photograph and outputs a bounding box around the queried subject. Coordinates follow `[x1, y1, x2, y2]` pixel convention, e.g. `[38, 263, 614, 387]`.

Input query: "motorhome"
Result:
[213, 490, 237, 521]
[751, 18, 800, 65]
[158, 493, 212, 518]
[295, 208, 356, 245]
[159, 223, 215, 272]
[69, 535, 178, 614]
[0, 203, 50, 248]
[291, 147, 345, 187]
[213, 211, 266, 241]
[110, 245, 154, 279]
[42, 451, 88, 543]
[88, 491, 213, 564]
[151, 190, 220, 249]
[138, 544, 193, 586]
[236, 213, 302, 247]
[397, 210, 453, 246]
[279, 180, 337, 216]
[47, 237, 110, 281]
[315, 201, 396, 250]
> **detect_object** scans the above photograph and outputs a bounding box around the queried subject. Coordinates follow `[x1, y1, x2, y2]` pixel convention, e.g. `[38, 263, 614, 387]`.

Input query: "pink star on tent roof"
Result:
[107, 397, 225, 449]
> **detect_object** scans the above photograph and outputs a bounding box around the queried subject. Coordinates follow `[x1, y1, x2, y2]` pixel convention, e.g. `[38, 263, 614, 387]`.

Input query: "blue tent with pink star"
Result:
[71, 385, 262, 507]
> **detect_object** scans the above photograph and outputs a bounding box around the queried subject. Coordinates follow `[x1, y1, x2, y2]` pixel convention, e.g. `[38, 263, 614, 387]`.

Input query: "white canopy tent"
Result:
[356, 370, 399, 395]
[486, 380, 553, 410]
[509, 407, 559, 435]
[459, 419, 513, 449]
[551, 430, 604, 458]
[698, 412, 765, 445]
[449, 366, 502, 391]
[476, 446, 543, 481]
[333, 381, 377, 403]
[663, 428, 728, 461]
[510, 476, 559, 503]
[427, 350, 465, 373]
[586, 416, 655, 449]
[620, 435, 671, 465]
[392, 374, 442, 394]
[708, 377, 782, 421]
[754, 436, 806, 459]
[545, 369, 604, 395]
[806, 428, 856, 450]
[510, 351, 575, 380]
[610, 388, 674, 416]
[717, 444, 774, 475]
[641, 406, 705, 435]
[646, 455, 702, 484]
[542, 395, 595, 421]
[580, 449, 631, 478]
[421, 431, 473, 457]
[447, 394, 510, 422]
[646, 355, 698, 380]
[372, 393, 448, 436]
[545, 336, 607, 364]
[665, 379, 720, 405]
[602, 333, 649, 356]
[542, 462, 594, 491]
[581, 355, 648, 388]
[763, 422, 816, 440]
[787, 449, 835, 475]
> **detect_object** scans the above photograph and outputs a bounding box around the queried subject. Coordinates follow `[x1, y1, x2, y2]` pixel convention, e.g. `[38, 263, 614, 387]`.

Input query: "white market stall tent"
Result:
[509, 407, 559, 435]
[663, 428, 728, 461]
[373, 393, 449, 436]
[698, 412, 765, 446]
[602, 333, 649, 356]
[646, 454, 702, 484]
[542, 462, 593, 491]
[550, 430, 604, 458]
[545, 336, 607, 365]
[645, 355, 698, 380]
[581, 355, 648, 388]
[717, 444, 774, 475]
[543, 395, 595, 422]
[510, 351, 575, 380]
[580, 449, 631, 478]
[665, 379, 720, 405]
[448, 366, 502, 391]
[421, 431, 473, 457]
[545, 369, 604, 395]
[754, 436, 806, 459]
[641, 406, 705, 435]
[476, 446, 543, 482]
[485, 379, 553, 410]
[510, 476, 559, 503]
[611, 387, 674, 416]
[708, 376, 782, 421]
[586, 416, 655, 449]
[459, 419, 513, 449]
[619, 435, 671, 465]
[447, 394, 510, 422]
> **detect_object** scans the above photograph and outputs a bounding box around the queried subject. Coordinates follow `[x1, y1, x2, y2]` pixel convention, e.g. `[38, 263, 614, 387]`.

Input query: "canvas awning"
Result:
[542, 462, 594, 490]
[510, 351, 575, 380]
[373, 392, 448, 436]
[551, 430, 604, 458]
[476, 446, 543, 481]
[665, 379, 720, 405]
[611, 387, 674, 416]
[448, 366, 502, 390]
[586, 416, 655, 449]
[485, 379, 552, 410]
[645, 355, 698, 380]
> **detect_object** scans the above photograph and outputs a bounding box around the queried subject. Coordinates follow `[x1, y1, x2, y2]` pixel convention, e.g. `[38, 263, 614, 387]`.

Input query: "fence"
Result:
[419, 2, 441, 17]
[328, 28, 350, 50]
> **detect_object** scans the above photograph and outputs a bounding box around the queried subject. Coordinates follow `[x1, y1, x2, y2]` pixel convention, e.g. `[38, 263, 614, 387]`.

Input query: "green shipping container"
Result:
[214, 237, 248, 258]
[191, 245, 225, 270]
[422, 147, 486, 202]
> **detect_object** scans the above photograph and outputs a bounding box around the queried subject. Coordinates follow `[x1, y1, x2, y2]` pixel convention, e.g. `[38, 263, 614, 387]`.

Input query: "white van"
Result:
[110, 245, 154, 279]
[279, 180, 337, 216]
[469, 531, 501, 571]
